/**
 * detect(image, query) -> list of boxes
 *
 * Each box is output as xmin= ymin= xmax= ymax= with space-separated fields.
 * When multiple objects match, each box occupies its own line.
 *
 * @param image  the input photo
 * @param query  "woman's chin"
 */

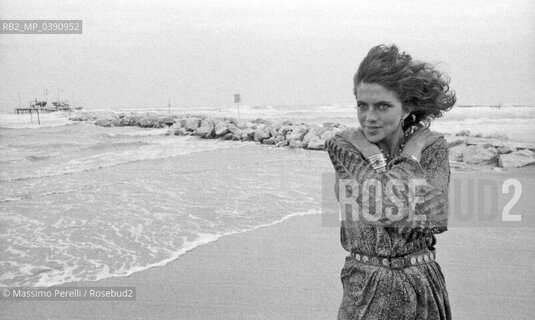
xmin=363 ymin=132 xmax=382 ymax=143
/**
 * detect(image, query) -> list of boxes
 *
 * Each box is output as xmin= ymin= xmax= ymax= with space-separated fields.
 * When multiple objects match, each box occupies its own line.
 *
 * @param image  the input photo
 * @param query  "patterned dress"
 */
xmin=326 ymin=129 xmax=452 ymax=320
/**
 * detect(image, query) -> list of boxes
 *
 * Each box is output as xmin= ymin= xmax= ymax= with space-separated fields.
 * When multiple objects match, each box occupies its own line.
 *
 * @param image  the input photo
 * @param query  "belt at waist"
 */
xmin=349 ymin=249 xmax=436 ymax=269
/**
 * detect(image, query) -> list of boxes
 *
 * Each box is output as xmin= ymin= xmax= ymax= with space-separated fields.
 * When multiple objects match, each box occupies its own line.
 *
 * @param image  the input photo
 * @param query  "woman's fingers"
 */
xmin=424 ymin=131 xmax=442 ymax=148
xmin=404 ymin=127 xmax=444 ymax=153
xmin=406 ymin=128 xmax=429 ymax=147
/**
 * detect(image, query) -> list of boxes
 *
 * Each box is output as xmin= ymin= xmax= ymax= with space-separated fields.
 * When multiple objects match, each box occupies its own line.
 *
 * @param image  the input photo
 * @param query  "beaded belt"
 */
xmin=349 ymin=249 xmax=436 ymax=269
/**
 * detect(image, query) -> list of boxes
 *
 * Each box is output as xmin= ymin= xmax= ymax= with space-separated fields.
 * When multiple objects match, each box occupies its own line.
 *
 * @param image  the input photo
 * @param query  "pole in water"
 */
xmin=233 ymin=94 xmax=241 ymax=120
xmin=37 ymin=108 xmax=40 ymax=125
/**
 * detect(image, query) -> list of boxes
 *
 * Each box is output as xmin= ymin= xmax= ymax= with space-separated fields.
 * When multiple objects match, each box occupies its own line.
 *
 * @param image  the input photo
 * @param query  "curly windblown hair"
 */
xmin=354 ymin=44 xmax=456 ymax=130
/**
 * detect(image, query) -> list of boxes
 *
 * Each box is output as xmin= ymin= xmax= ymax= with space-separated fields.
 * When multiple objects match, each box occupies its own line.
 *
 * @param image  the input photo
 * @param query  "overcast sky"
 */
xmin=1 ymin=0 xmax=534 ymax=110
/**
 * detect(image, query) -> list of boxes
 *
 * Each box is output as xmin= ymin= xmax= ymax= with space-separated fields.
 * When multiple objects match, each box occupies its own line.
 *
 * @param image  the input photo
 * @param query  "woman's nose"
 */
xmin=365 ymin=110 xmax=378 ymax=122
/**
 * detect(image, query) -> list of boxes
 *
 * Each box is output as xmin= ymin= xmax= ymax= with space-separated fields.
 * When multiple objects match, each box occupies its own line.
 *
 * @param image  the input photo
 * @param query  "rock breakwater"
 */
xmin=69 ymin=112 xmax=535 ymax=169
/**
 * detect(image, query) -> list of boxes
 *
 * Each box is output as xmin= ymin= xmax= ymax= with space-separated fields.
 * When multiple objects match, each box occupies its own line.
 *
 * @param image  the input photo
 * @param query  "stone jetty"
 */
xmin=69 ymin=112 xmax=535 ymax=169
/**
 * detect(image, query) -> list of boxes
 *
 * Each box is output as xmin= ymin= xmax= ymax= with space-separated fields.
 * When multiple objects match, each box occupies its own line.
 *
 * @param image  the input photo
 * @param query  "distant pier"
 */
xmin=14 ymin=108 xmax=55 ymax=114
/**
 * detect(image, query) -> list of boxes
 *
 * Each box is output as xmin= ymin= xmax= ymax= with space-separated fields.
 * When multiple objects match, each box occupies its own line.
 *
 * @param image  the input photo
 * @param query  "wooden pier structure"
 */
xmin=15 ymin=108 xmax=55 ymax=114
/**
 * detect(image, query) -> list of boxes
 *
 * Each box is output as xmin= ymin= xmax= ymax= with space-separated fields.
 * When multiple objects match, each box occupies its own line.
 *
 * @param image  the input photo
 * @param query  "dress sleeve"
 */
xmin=326 ymin=132 xmax=450 ymax=237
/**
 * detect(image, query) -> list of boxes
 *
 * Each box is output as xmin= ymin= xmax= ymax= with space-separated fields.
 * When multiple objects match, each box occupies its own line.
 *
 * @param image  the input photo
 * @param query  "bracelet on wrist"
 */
xmin=367 ymin=153 xmax=388 ymax=172
xmin=375 ymin=166 xmax=387 ymax=173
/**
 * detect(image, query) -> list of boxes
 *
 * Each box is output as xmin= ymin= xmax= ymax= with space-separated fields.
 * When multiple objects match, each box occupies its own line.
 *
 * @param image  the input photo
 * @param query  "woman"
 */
xmin=326 ymin=44 xmax=456 ymax=319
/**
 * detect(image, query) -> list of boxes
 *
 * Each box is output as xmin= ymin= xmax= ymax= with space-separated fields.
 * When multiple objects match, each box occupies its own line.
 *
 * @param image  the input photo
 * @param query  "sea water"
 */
xmin=0 ymin=105 xmax=534 ymax=287
xmin=0 ymin=113 xmax=329 ymax=287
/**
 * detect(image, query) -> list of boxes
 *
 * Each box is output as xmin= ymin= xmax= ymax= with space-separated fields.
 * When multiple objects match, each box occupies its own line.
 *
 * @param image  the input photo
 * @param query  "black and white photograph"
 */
xmin=1 ymin=1 xmax=534 ymax=319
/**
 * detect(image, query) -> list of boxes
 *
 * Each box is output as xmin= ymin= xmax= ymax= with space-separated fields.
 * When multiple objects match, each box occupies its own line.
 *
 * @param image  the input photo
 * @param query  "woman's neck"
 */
xmin=378 ymin=129 xmax=405 ymax=156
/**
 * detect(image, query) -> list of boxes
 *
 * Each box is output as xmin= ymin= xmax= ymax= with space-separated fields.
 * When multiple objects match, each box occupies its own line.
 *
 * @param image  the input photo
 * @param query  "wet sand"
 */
xmin=3 ymin=216 xmax=535 ymax=319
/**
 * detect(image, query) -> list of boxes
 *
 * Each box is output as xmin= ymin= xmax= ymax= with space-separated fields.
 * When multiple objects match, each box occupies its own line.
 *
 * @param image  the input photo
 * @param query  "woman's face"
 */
xmin=355 ymin=82 xmax=408 ymax=143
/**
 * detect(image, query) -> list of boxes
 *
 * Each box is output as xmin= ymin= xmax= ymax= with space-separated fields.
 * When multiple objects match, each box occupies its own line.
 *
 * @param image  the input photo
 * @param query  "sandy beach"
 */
xmin=3 ymin=184 xmax=534 ymax=319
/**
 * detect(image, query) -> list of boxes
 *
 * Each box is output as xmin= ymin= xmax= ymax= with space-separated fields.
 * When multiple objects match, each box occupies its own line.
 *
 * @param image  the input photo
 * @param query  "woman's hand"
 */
xmin=340 ymin=128 xmax=381 ymax=158
xmin=402 ymin=127 xmax=442 ymax=160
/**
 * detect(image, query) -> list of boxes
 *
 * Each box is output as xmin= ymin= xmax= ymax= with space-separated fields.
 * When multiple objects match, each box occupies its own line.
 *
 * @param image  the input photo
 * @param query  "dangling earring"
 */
xmin=402 ymin=113 xmax=416 ymax=127
xmin=402 ymin=114 xmax=413 ymax=136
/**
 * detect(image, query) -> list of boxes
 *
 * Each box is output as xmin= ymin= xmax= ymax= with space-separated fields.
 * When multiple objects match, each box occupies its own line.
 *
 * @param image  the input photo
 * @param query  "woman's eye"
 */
xmin=356 ymin=103 xmax=367 ymax=110
xmin=379 ymin=104 xmax=390 ymax=110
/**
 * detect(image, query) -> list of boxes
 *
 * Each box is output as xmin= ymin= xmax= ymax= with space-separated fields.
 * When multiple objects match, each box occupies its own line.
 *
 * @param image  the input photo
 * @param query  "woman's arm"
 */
xmin=326 ymin=132 xmax=450 ymax=235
